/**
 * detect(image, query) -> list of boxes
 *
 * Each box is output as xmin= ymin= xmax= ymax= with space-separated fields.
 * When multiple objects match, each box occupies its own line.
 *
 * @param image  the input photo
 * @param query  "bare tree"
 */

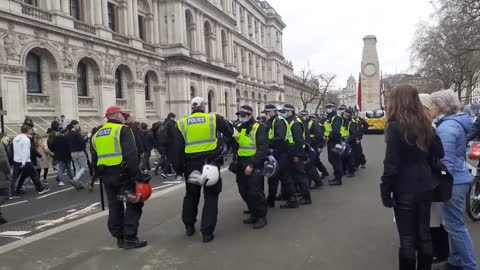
xmin=297 ymin=67 xmax=316 ymax=110
xmin=314 ymin=73 xmax=337 ymax=114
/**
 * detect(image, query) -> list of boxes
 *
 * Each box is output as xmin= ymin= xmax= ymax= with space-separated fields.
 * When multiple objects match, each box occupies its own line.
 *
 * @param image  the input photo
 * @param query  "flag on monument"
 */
xmin=357 ymin=72 xmax=362 ymax=111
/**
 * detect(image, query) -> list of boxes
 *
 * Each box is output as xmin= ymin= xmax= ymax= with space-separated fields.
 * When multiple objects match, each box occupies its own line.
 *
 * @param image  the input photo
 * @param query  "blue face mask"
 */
xmin=326 ymin=108 xmax=333 ymax=114
xmin=239 ymin=117 xmax=249 ymax=123
xmin=279 ymin=113 xmax=287 ymax=119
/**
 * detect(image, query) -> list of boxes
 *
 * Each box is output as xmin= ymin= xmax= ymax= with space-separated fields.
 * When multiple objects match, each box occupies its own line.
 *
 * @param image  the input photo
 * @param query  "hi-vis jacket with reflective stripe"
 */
xmin=288 ymin=117 xmax=306 ymax=145
xmin=235 ymin=123 xmax=260 ymax=157
xmin=177 ymin=113 xmax=218 ymax=154
xmin=269 ymin=117 xmax=293 ymax=144
xmin=92 ymin=122 xmax=123 ymax=166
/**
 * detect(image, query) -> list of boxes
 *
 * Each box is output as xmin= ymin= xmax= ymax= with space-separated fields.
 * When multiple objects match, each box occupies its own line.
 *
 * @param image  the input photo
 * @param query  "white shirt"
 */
xmin=13 ymin=134 xmax=31 ymax=164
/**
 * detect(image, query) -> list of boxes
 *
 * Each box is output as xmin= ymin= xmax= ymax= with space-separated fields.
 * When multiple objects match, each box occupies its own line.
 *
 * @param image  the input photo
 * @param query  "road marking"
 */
xmin=0 ymin=231 xmax=30 ymax=236
xmin=163 ymin=181 xmax=183 ymax=184
xmin=2 ymin=200 xmax=28 ymax=208
xmin=0 ymin=183 xmax=185 ymax=255
xmin=36 ymin=187 xmax=75 ymax=199
xmin=35 ymin=203 xmax=100 ymax=230
xmin=152 ymin=184 xmax=173 ymax=190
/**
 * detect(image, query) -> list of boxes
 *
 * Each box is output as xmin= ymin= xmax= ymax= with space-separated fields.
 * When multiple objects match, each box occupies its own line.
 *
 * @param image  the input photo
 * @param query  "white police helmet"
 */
xmin=262 ymin=155 xmax=279 ymax=177
xmin=187 ymin=165 xmax=220 ymax=186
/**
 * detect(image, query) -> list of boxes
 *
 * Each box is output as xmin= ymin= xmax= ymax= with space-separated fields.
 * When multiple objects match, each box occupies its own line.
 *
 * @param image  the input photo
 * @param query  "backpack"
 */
xmin=155 ymin=124 xmax=169 ymax=147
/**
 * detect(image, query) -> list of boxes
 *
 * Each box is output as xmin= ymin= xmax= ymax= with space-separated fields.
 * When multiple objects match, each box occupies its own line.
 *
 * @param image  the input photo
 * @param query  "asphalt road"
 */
xmin=0 ymin=135 xmax=480 ymax=270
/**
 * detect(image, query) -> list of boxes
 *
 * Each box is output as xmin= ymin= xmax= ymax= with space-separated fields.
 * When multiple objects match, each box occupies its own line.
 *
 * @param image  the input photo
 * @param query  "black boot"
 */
xmin=202 ymin=233 xmax=215 ymax=243
xmin=298 ymin=198 xmax=312 ymax=205
xmin=243 ymin=210 xmax=251 ymax=214
xmin=243 ymin=216 xmax=257 ymax=224
xmin=253 ymin=217 xmax=267 ymax=229
xmin=280 ymin=198 xmax=299 ymax=209
xmin=328 ymin=179 xmax=342 ymax=186
xmin=123 ymin=238 xmax=148 ymax=250
xmin=116 ymin=238 xmax=124 ymax=248
xmin=267 ymin=200 xmax=275 ymax=208
xmin=185 ymin=225 xmax=196 ymax=237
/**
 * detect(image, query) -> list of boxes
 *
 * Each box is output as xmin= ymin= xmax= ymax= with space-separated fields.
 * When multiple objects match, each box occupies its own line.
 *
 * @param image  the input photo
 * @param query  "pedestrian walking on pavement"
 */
xmin=10 ymin=125 xmax=50 ymax=197
xmin=68 ymin=120 xmax=89 ymax=185
xmin=50 ymin=130 xmax=75 ymax=188
xmin=91 ymin=106 xmax=147 ymax=250
xmin=430 ymin=89 xmax=478 ymax=270
xmin=233 ymin=105 xmax=269 ymax=229
xmin=0 ymin=134 xmax=11 ymax=224
xmin=381 ymin=84 xmax=443 ymax=270
xmin=34 ymin=136 xmax=52 ymax=185
xmin=170 ymin=97 xmax=233 ymax=243
xmin=140 ymin=123 xmax=154 ymax=172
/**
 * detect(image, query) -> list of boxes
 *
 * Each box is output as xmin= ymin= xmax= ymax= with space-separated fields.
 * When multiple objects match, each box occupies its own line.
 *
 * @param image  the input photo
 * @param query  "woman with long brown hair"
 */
xmin=381 ymin=84 xmax=444 ymax=270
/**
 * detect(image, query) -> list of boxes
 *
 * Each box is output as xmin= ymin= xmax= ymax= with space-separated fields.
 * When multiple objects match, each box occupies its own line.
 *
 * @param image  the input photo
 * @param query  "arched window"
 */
xmin=77 ymin=62 xmax=87 ymax=96
xmin=190 ymin=86 xmax=196 ymax=99
xmin=221 ymin=30 xmax=228 ymax=63
xmin=204 ymin=21 xmax=212 ymax=59
xmin=185 ymin=10 xmax=194 ymax=50
xmin=26 ymin=52 xmax=42 ymax=93
xmin=144 ymin=74 xmax=150 ymax=101
xmin=208 ymin=90 xmax=215 ymax=113
xmin=70 ymin=0 xmax=82 ymax=20
xmin=247 ymin=14 xmax=252 ymax=38
xmin=115 ymin=69 xmax=123 ymax=99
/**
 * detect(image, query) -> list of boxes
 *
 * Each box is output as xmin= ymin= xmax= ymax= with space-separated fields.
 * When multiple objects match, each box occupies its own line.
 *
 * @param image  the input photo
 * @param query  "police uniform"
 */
xmin=91 ymin=106 xmax=145 ymax=249
xmin=169 ymin=97 xmax=233 ymax=242
xmin=264 ymin=104 xmax=295 ymax=207
xmin=353 ymin=116 xmax=367 ymax=168
xmin=234 ymin=105 xmax=269 ymax=228
xmin=299 ymin=111 xmax=325 ymax=189
xmin=324 ymin=102 xmax=344 ymax=186
xmin=341 ymin=110 xmax=357 ymax=177
xmin=283 ymin=104 xmax=311 ymax=205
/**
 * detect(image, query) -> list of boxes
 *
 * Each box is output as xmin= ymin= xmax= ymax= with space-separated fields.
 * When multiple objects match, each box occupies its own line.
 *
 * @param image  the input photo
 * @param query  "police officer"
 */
xmin=353 ymin=114 xmax=367 ymax=169
xmin=341 ymin=109 xmax=357 ymax=177
xmin=169 ymin=97 xmax=233 ymax=243
xmin=310 ymin=114 xmax=329 ymax=179
xmin=324 ymin=102 xmax=344 ymax=186
xmin=91 ymin=106 xmax=146 ymax=250
xmin=263 ymin=104 xmax=296 ymax=208
xmin=234 ymin=105 xmax=269 ymax=229
xmin=299 ymin=110 xmax=324 ymax=189
xmin=281 ymin=104 xmax=312 ymax=205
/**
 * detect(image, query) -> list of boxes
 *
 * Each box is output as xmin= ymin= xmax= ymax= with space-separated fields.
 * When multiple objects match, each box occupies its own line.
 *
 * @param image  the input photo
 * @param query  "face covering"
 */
xmin=337 ymin=110 xmax=345 ymax=115
xmin=279 ymin=113 xmax=287 ymax=119
xmin=239 ymin=117 xmax=249 ymax=123
xmin=326 ymin=108 xmax=333 ymax=114
xmin=266 ymin=115 xmax=271 ymax=120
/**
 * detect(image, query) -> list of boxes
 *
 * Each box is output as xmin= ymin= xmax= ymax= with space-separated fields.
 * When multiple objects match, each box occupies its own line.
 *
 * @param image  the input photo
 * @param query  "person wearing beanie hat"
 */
xmin=263 ymin=104 xmax=296 ymax=208
xmin=234 ymin=104 xmax=269 ymax=229
xmin=169 ymin=96 xmax=233 ymax=243
xmin=283 ymin=104 xmax=312 ymax=206
xmin=91 ymin=106 xmax=147 ymax=250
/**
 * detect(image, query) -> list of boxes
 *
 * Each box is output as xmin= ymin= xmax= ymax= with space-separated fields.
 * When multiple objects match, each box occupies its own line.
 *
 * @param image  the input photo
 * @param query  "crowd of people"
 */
xmin=382 ymin=85 xmax=478 ymax=270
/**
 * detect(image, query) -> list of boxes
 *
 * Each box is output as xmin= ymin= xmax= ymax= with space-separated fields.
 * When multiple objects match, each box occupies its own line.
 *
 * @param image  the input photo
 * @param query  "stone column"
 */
xmin=197 ymin=13 xmax=205 ymax=54
xmin=102 ymin=0 xmax=109 ymax=28
xmin=132 ymin=0 xmax=139 ymax=38
xmin=94 ymin=0 xmax=103 ymax=26
xmin=51 ymin=0 xmax=61 ymax=11
xmin=118 ymin=1 xmax=128 ymax=35
xmin=145 ymin=14 xmax=154 ymax=43
xmin=127 ymin=0 xmax=134 ymax=36
xmin=61 ymin=0 xmax=69 ymax=14
xmin=152 ymin=0 xmax=160 ymax=44
xmin=0 ymin=66 xmax=27 ymax=123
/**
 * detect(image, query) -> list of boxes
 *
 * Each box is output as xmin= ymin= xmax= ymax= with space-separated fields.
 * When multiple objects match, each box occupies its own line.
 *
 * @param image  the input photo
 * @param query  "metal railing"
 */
xmin=142 ymin=42 xmax=155 ymax=52
xmin=112 ymin=33 xmax=129 ymax=44
xmin=20 ymin=2 xmax=52 ymax=22
xmin=74 ymin=20 xmax=96 ymax=34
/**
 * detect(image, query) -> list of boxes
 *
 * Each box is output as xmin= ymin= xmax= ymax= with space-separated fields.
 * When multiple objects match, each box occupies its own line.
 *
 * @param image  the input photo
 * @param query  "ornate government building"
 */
xmin=0 ymin=0 xmax=304 ymax=134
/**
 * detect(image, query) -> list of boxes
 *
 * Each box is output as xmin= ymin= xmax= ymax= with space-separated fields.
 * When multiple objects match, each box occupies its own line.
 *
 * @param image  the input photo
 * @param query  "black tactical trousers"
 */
xmin=327 ymin=147 xmax=343 ymax=181
xmin=104 ymin=181 xmax=143 ymax=240
xmin=290 ymin=159 xmax=311 ymax=201
xmin=236 ymin=167 xmax=267 ymax=219
xmin=182 ymin=158 xmax=222 ymax=235
xmin=305 ymin=159 xmax=322 ymax=187
xmin=267 ymin=153 xmax=293 ymax=202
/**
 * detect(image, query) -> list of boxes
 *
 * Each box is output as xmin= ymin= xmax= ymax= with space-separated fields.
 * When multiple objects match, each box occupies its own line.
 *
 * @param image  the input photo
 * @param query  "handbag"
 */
xmin=431 ymin=139 xmax=453 ymax=202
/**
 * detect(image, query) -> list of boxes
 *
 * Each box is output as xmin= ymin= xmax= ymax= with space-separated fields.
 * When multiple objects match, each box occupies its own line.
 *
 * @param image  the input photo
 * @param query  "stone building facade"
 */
xmin=339 ymin=75 xmax=357 ymax=109
xmin=0 ymin=0 xmax=304 ymax=134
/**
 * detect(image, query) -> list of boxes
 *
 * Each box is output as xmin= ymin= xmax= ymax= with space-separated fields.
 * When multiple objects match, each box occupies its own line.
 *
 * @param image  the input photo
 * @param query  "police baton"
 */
xmin=99 ymin=176 xmax=105 ymax=211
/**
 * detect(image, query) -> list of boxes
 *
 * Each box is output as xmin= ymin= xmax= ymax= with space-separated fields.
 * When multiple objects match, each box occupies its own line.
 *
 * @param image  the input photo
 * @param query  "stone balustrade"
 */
xmin=112 ymin=33 xmax=129 ymax=44
xmin=74 ymin=20 xmax=96 ymax=34
xmin=20 ymin=1 xmax=52 ymax=22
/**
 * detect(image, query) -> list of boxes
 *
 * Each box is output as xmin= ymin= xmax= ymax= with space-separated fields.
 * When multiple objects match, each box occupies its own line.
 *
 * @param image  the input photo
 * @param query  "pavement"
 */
xmin=0 ymin=135 xmax=480 ymax=269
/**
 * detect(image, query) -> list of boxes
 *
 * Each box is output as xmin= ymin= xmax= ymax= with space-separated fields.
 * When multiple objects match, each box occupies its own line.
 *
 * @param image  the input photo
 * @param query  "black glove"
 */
xmin=381 ymin=190 xmax=396 ymax=208
xmin=228 ymin=160 xmax=239 ymax=174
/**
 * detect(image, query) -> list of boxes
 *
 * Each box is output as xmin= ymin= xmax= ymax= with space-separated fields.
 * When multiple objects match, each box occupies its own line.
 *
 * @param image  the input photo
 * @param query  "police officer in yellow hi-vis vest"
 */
xmin=341 ymin=108 xmax=358 ymax=177
xmin=324 ymin=102 xmax=344 ymax=186
xmin=280 ymin=104 xmax=312 ymax=205
xmin=91 ymin=106 xmax=147 ymax=250
xmin=263 ymin=104 xmax=296 ymax=208
xmin=233 ymin=105 xmax=269 ymax=229
xmin=169 ymin=97 xmax=233 ymax=243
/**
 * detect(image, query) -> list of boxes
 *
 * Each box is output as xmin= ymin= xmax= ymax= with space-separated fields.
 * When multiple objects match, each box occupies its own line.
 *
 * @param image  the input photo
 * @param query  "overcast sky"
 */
xmin=267 ymin=0 xmax=434 ymax=88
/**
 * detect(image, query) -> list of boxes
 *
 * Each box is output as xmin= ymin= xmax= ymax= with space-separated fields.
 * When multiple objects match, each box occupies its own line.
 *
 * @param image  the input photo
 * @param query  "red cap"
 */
xmin=104 ymin=106 xmax=124 ymax=118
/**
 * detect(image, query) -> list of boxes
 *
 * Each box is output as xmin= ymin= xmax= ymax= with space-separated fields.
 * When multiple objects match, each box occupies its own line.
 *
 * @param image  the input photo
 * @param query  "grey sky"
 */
xmin=267 ymin=0 xmax=434 ymax=88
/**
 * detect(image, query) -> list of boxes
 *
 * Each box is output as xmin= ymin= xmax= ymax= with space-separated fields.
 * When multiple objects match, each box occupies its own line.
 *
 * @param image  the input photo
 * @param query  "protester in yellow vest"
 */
xmin=233 ymin=105 xmax=269 ymax=229
xmin=169 ymin=97 xmax=233 ymax=243
xmin=280 ymin=104 xmax=312 ymax=205
xmin=91 ymin=106 xmax=146 ymax=250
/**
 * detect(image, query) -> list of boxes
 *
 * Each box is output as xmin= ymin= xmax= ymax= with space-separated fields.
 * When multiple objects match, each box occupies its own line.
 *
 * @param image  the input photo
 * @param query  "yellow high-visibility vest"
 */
xmin=288 ymin=117 xmax=306 ymax=148
xmin=324 ymin=115 xmax=344 ymax=137
xmin=178 ymin=113 xmax=218 ymax=154
xmin=92 ymin=122 xmax=124 ymax=166
xmin=268 ymin=117 xmax=293 ymax=144
xmin=307 ymin=120 xmax=315 ymax=138
xmin=235 ymin=123 xmax=259 ymax=157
